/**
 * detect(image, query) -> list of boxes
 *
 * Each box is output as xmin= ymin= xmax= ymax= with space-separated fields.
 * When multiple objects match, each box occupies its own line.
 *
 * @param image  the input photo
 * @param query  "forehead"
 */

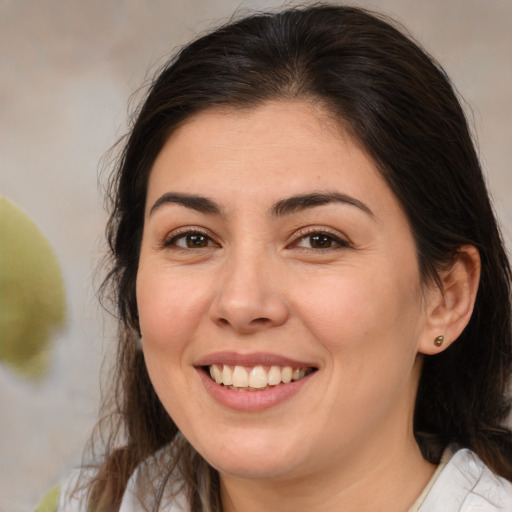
xmin=147 ymin=101 xmax=394 ymax=216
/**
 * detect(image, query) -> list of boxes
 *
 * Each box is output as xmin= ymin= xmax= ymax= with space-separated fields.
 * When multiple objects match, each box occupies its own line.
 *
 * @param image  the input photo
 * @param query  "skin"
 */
xmin=136 ymin=101 xmax=479 ymax=512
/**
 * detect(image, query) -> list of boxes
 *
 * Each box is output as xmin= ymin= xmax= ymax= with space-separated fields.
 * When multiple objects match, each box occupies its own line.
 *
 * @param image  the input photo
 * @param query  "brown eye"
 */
xmin=309 ymin=234 xmax=334 ymax=249
xmin=294 ymin=231 xmax=348 ymax=250
xmin=184 ymin=234 xmax=209 ymax=248
xmin=167 ymin=231 xmax=216 ymax=249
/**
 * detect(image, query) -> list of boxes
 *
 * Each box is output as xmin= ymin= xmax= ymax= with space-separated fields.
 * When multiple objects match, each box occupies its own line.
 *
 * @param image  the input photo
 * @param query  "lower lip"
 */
xmin=197 ymin=368 xmax=315 ymax=411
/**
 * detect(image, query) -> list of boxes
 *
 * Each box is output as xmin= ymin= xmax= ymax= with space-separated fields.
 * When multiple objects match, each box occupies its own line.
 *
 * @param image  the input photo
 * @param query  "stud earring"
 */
xmin=434 ymin=335 xmax=444 ymax=347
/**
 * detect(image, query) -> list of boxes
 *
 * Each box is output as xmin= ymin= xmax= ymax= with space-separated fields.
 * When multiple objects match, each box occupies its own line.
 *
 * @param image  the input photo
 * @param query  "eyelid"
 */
xmin=286 ymin=226 xmax=352 ymax=250
xmin=161 ymin=226 xmax=220 ymax=248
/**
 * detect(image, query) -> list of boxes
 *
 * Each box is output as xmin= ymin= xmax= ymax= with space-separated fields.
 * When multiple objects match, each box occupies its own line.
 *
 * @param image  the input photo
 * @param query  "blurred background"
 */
xmin=1 ymin=0 xmax=511 ymax=510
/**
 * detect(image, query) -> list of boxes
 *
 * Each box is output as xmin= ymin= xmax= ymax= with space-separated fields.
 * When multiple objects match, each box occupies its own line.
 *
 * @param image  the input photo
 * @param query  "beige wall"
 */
xmin=1 ymin=1 xmax=511 ymax=509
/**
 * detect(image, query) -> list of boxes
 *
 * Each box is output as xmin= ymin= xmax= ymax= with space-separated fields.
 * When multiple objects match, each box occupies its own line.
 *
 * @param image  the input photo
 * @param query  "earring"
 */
xmin=434 ymin=335 xmax=444 ymax=347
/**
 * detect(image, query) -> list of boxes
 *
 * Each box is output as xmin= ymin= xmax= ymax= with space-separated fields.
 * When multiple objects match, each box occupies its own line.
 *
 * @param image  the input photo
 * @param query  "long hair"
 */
xmin=85 ymin=4 xmax=512 ymax=510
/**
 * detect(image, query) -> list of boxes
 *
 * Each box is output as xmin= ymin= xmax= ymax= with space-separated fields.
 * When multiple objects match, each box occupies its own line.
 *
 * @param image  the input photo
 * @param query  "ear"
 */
xmin=418 ymin=245 xmax=481 ymax=355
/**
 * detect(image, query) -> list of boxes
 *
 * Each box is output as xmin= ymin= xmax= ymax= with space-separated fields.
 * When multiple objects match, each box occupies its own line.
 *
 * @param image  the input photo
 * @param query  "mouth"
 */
xmin=205 ymin=364 xmax=316 ymax=391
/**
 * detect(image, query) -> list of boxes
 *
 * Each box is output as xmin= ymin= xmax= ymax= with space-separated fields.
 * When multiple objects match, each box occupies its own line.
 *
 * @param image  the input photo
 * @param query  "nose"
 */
xmin=209 ymin=252 xmax=289 ymax=334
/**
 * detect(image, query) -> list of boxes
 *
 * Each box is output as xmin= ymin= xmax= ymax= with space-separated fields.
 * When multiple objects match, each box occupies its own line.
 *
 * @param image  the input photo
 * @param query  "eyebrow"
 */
xmin=269 ymin=192 xmax=373 ymax=217
xmin=150 ymin=193 xmax=222 ymax=216
xmin=149 ymin=191 xmax=373 ymax=218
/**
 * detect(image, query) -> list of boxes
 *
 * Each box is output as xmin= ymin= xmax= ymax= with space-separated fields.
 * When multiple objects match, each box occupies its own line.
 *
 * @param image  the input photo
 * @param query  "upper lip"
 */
xmin=195 ymin=351 xmax=317 ymax=369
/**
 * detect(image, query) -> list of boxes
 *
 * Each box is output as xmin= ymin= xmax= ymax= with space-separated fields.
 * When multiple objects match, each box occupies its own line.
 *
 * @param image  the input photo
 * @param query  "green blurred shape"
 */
xmin=0 ymin=196 xmax=66 ymax=378
xmin=34 ymin=483 xmax=61 ymax=512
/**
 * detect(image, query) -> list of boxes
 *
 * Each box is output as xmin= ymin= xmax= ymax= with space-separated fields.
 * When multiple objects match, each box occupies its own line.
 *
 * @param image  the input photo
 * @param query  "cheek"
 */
xmin=298 ymin=269 xmax=424 ymax=427
xmin=136 ymin=269 xmax=206 ymax=420
xmin=294 ymin=264 xmax=424 ymax=367
xmin=136 ymin=267 xmax=208 ymax=351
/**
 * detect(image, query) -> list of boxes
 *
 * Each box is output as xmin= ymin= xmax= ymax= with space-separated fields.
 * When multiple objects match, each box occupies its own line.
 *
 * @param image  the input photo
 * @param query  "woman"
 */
xmin=47 ymin=4 xmax=512 ymax=511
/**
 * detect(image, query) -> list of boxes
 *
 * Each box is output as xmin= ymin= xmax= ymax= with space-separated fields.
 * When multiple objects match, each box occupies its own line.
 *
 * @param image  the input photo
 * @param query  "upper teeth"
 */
xmin=209 ymin=364 xmax=309 ymax=389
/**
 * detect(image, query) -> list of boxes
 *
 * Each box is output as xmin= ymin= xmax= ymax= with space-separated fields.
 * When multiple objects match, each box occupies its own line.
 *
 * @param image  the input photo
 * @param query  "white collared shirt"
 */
xmin=57 ymin=446 xmax=512 ymax=511
xmin=409 ymin=447 xmax=512 ymax=511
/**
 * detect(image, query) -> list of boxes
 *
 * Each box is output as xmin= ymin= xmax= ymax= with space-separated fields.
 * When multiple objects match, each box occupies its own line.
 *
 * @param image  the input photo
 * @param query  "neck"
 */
xmin=219 ymin=430 xmax=435 ymax=512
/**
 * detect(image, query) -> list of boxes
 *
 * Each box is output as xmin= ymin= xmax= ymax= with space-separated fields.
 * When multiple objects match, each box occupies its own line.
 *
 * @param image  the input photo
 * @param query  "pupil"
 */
xmin=187 ymin=234 xmax=207 ymax=248
xmin=311 ymin=234 xmax=331 ymax=248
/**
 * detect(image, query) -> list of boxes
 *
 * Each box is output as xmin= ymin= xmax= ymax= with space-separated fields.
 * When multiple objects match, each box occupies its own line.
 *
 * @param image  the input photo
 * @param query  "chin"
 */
xmin=208 ymin=455 xmax=302 ymax=481
xmin=192 ymin=433 xmax=310 ymax=481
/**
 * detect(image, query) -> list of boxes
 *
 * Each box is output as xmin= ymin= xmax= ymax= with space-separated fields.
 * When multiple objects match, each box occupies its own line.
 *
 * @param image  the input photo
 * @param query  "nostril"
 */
xmin=216 ymin=317 xmax=270 ymax=328
xmin=252 ymin=318 xmax=270 ymax=325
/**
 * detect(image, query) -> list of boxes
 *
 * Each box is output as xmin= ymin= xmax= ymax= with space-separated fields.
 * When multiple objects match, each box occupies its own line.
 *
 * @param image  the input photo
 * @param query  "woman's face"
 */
xmin=137 ymin=101 xmax=434 ymax=481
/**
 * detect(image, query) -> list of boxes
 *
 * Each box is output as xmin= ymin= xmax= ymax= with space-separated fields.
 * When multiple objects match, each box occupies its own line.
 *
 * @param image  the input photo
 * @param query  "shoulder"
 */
xmin=420 ymin=447 xmax=512 ymax=511
xmin=47 ymin=454 xmax=190 ymax=511
xmin=46 ymin=469 xmax=91 ymax=512
xmin=33 ymin=471 xmax=86 ymax=512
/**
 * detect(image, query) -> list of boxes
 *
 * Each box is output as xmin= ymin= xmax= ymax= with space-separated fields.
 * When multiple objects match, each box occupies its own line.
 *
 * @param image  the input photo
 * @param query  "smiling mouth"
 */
xmin=206 ymin=364 xmax=316 ymax=391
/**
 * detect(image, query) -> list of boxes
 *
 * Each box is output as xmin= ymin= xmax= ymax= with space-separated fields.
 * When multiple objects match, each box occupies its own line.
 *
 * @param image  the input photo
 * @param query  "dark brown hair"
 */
xmin=86 ymin=4 xmax=512 ymax=510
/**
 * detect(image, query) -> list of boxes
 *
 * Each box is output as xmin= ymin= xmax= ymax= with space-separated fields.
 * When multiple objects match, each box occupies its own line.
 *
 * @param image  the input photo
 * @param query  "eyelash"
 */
xmin=162 ymin=228 xmax=218 ymax=249
xmin=288 ymin=228 xmax=351 ymax=251
xmin=161 ymin=227 xmax=351 ymax=252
